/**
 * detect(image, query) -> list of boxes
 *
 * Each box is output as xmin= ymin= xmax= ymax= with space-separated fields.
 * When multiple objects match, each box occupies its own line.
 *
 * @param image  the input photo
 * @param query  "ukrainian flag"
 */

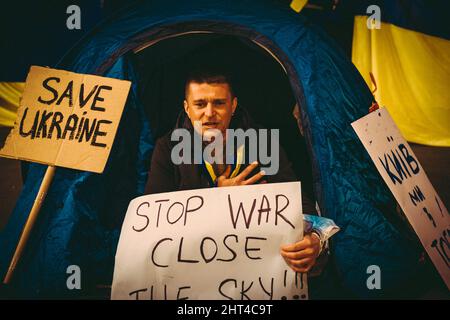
xmin=352 ymin=1 xmax=450 ymax=146
xmin=0 ymin=82 xmax=24 ymax=127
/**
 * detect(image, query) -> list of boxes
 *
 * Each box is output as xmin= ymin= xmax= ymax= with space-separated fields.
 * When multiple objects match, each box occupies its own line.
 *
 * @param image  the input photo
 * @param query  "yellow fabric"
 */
xmin=204 ymin=161 xmax=218 ymax=182
xmin=290 ymin=0 xmax=308 ymax=13
xmin=352 ymin=15 xmax=450 ymax=146
xmin=0 ymin=82 xmax=24 ymax=127
xmin=231 ymin=144 xmax=244 ymax=179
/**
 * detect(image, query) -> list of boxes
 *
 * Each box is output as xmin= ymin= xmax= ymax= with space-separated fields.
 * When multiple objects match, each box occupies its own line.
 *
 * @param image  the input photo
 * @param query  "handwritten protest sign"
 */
xmin=111 ymin=182 xmax=307 ymax=300
xmin=352 ymin=108 xmax=450 ymax=289
xmin=0 ymin=66 xmax=131 ymax=173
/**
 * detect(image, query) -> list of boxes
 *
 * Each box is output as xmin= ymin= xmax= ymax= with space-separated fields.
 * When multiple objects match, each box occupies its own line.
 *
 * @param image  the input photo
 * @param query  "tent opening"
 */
xmin=133 ymin=33 xmax=316 ymax=200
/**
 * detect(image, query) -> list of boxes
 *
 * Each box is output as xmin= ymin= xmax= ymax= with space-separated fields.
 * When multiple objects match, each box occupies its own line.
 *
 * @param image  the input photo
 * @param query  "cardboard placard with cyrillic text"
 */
xmin=0 ymin=66 xmax=131 ymax=173
xmin=111 ymin=182 xmax=307 ymax=300
xmin=352 ymin=108 xmax=449 ymax=289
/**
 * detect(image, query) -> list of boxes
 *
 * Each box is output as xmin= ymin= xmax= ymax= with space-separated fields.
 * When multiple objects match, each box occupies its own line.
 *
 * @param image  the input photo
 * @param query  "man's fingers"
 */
xmin=236 ymin=161 xmax=259 ymax=181
xmin=243 ymin=170 xmax=265 ymax=185
xmin=283 ymin=258 xmax=312 ymax=274
xmin=219 ymin=165 xmax=232 ymax=179
xmin=280 ymin=248 xmax=314 ymax=260
xmin=290 ymin=265 xmax=312 ymax=274
xmin=287 ymin=257 xmax=313 ymax=268
xmin=280 ymin=238 xmax=311 ymax=252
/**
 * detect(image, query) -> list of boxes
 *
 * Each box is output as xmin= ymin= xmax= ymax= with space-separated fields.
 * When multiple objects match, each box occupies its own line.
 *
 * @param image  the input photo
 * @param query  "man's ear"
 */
xmin=232 ymin=97 xmax=238 ymax=114
xmin=183 ymin=100 xmax=189 ymax=115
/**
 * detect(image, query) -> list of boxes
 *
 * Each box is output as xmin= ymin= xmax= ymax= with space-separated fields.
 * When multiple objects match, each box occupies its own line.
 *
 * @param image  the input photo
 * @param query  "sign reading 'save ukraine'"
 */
xmin=0 ymin=66 xmax=131 ymax=173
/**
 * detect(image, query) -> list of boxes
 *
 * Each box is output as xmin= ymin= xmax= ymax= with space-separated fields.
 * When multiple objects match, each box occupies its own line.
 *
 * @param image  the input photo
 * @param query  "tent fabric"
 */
xmin=352 ymin=15 xmax=450 ymax=147
xmin=0 ymin=0 xmax=423 ymax=298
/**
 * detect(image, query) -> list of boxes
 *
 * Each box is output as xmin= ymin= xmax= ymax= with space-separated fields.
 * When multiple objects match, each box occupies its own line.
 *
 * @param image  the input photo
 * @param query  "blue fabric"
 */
xmin=0 ymin=0 xmax=421 ymax=298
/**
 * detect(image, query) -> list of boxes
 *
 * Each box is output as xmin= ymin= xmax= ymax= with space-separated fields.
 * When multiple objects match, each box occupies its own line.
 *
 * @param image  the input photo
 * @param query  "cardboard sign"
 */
xmin=352 ymin=108 xmax=450 ymax=289
xmin=111 ymin=182 xmax=307 ymax=300
xmin=0 ymin=66 xmax=131 ymax=173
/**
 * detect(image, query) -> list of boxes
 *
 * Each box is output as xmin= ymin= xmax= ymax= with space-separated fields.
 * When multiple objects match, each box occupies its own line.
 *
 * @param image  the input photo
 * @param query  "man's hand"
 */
xmin=217 ymin=161 xmax=266 ymax=187
xmin=280 ymin=233 xmax=321 ymax=273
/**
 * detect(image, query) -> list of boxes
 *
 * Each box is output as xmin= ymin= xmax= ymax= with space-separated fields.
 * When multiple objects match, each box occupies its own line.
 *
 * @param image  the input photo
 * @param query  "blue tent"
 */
xmin=0 ymin=0 xmax=423 ymax=298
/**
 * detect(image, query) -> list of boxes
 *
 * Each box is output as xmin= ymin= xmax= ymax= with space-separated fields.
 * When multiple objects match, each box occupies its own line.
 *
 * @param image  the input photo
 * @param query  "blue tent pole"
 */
xmin=3 ymin=165 xmax=56 ymax=284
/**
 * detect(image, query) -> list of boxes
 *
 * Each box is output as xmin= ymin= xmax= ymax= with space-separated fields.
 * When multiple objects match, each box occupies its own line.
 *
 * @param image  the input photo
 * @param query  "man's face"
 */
xmin=184 ymin=82 xmax=237 ymax=140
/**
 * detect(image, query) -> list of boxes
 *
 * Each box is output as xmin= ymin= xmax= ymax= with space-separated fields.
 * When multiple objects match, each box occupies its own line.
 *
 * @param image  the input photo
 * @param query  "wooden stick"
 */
xmin=3 ymin=165 xmax=56 ymax=284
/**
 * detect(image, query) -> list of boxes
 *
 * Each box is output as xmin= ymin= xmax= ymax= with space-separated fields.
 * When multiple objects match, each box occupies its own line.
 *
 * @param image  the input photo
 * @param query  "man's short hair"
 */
xmin=184 ymin=67 xmax=235 ymax=98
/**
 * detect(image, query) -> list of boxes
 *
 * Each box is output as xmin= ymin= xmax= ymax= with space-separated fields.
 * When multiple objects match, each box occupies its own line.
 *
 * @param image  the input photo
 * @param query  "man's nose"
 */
xmin=205 ymin=103 xmax=215 ymax=117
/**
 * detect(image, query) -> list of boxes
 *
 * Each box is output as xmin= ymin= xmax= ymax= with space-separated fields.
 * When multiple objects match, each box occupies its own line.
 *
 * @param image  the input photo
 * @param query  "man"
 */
xmin=144 ymin=68 xmax=323 ymax=274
